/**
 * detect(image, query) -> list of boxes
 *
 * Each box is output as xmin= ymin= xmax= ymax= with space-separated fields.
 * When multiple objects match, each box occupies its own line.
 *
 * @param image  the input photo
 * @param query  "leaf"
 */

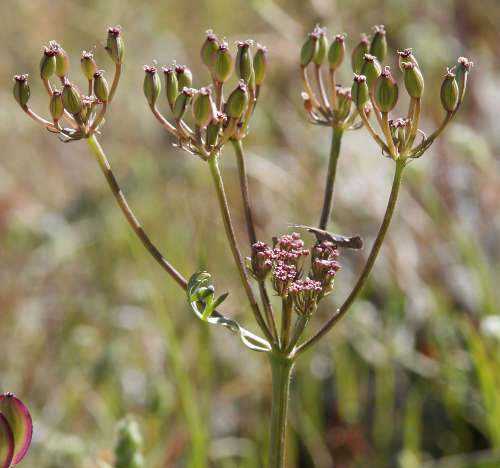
xmin=187 ymin=271 xmax=271 ymax=352
xmin=0 ymin=413 xmax=14 ymax=468
xmin=0 ymin=394 xmax=33 ymax=465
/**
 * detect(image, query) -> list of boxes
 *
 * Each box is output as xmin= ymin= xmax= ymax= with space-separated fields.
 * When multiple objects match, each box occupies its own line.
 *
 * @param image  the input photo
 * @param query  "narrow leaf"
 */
xmin=0 ymin=394 xmax=33 ymax=465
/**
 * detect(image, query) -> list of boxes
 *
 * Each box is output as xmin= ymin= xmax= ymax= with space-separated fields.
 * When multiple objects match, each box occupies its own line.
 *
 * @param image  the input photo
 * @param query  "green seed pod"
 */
xmin=253 ymin=45 xmax=267 ymax=86
xmin=360 ymin=54 xmax=381 ymax=89
xmin=51 ymin=41 xmax=69 ymax=78
xmin=440 ymin=70 xmax=459 ymax=112
xmin=402 ymin=62 xmax=424 ymax=99
xmin=93 ymin=71 xmax=109 ymax=102
xmin=351 ymin=74 xmax=369 ymax=110
xmin=373 ymin=68 xmax=398 ymax=112
xmin=235 ymin=41 xmax=254 ymax=84
xmin=162 ymin=67 xmax=178 ymax=109
xmin=40 ymin=46 xmax=57 ymax=80
xmin=212 ymin=43 xmax=233 ymax=83
xmin=201 ymin=31 xmax=219 ymax=68
xmin=351 ymin=34 xmax=369 ymax=73
xmin=81 ymin=52 xmax=97 ymax=80
xmin=226 ymin=82 xmax=249 ymax=119
xmin=173 ymin=87 xmax=194 ymax=120
xmin=13 ymin=75 xmax=30 ymax=107
xmin=143 ymin=66 xmax=161 ymax=106
xmin=398 ymin=48 xmax=419 ymax=72
xmin=206 ymin=112 xmax=226 ymax=146
xmin=105 ymin=27 xmax=124 ymax=65
xmin=114 ymin=415 xmax=144 ymax=468
xmin=455 ymin=57 xmax=473 ymax=102
xmin=369 ymin=25 xmax=387 ymax=62
xmin=49 ymin=90 xmax=64 ymax=120
xmin=62 ymin=82 xmax=83 ymax=115
xmin=313 ymin=28 xmax=328 ymax=66
xmin=175 ymin=65 xmax=193 ymax=91
xmin=328 ymin=34 xmax=345 ymax=70
xmin=192 ymin=87 xmax=214 ymax=127
xmin=300 ymin=32 xmax=319 ymax=67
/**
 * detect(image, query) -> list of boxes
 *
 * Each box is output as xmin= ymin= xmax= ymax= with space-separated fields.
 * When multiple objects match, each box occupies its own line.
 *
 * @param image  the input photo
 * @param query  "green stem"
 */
xmin=85 ymin=134 xmax=187 ymax=289
xmin=296 ymin=159 xmax=405 ymax=356
xmin=268 ymin=353 xmax=295 ymax=468
xmin=207 ymin=153 xmax=274 ymax=344
xmin=319 ymin=126 xmax=344 ymax=229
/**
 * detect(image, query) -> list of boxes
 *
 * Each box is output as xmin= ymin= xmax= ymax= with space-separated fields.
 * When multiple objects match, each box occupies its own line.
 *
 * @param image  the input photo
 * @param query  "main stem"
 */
xmin=85 ymin=134 xmax=187 ymax=289
xmin=296 ymin=159 xmax=405 ymax=355
xmin=268 ymin=353 xmax=295 ymax=468
xmin=207 ymin=153 xmax=274 ymax=344
xmin=319 ymin=126 xmax=344 ymax=229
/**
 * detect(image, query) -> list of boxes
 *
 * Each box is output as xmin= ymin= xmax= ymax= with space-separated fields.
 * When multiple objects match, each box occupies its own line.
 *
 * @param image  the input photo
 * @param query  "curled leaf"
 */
xmin=0 ymin=413 xmax=14 ymax=468
xmin=0 ymin=394 xmax=33 ymax=465
xmin=187 ymin=271 xmax=271 ymax=352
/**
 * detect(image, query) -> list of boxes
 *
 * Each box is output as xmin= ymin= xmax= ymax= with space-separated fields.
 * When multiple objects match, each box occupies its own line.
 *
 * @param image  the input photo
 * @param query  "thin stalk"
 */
xmin=296 ymin=159 xmax=405 ymax=356
xmin=149 ymin=104 xmax=179 ymax=137
xmin=85 ymin=134 xmax=187 ymax=289
xmin=381 ymin=111 xmax=398 ymax=159
xmin=301 ymin=67 xmax=320 ymax=108
xmin=314 ymin=65 xmax=330 ymax=111
xmin=268 ymin=353 xmax=295 ymax=468
xmin=318 ymin=126 xmax=344 ymax=229
xmin=280 ymin=296 xmax=293 ymax=351
xmin=207 ymin=153 xmax=274 ymax=344
xmin=232 ymin=139 xmax=279 ymax=343
xmin=108 ymin=63 xmax=122 ymax=103
xmin=286 ymin=315 xmax=310 ymax=353
xmin=329 ymin=68 xmax=338 ymax=111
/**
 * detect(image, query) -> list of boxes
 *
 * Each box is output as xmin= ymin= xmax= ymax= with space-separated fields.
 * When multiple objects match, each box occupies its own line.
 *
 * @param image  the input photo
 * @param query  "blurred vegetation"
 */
xmin=1 ymin=0 xmax=500 ymax=466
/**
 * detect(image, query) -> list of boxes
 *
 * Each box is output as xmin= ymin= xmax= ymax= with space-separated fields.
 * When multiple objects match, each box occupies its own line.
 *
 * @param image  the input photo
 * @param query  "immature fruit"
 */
xmin=300 ymin=32 xmax=319 ymax=67
xmin=253 ymin=45 xmax=267 ymax=86
xmin=212 ymin=44 xmax=233 ymax=83
xmin=398 ymin=48 xmax=419 ymax=71
xmin=40 ymin=46 xmax=57 ymax=80
xmin=369 ymin=25 xmax=387 ymax=62
xmin=62 ymin=82 xmax=83 ymax=115
xmin=81 ymin=52 xmax=97 ymax=80
xmin=361 ymin=54 xmax=381 ymax=89
xmin=53 ymin=42 xmax=69 ymax=78
xmin=351 ymin=34 xmax=369 ymax=73
xmin=313 ymin=28 xmax=328 ymax=66
xmin=93 ymin=71 xmax=109 ymax=102
xmin=226 ymin=82 xmax=249 ymax=119
xmin=373 ymin=68 xmax=398 ymax=112
xmin=192 ymin=88 xmax=214 ymax=127
xmin=50 ymin=90 xmax=64 ymax=120
xmin=235 ymin=41 xmax=254 ymax=84
xmin=162 ymin=67 xmax=178 ymax=109
xmin=173 ymin=88 xmax=194 ymax=120
xmin=143 ymin=66 xmax=161 ymax=106
xmin=13 ymin=75 xmax=30 ymax=107
xmin=440 ymin=70 xmax=459 ymax=112
xmin=402 ymin=62 xmax=424 ymax=99
xmin=351 ymin=74 xmax=369 ymax=110
xmin=175 ymin=65 xmax=192 ymax=91
xmin=455 ymin=57 xmax=473 ymax=102
xmin=201 ymin=31 xmax=219 ymax=67
xmin=328 ymin=34 xmax=345 ymax=70
xmin=106 ymin=26 xmax=124 ymax=65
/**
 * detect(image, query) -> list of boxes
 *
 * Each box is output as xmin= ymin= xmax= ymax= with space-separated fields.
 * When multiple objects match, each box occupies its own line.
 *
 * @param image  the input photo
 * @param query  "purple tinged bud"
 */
xmin=173 ymin=87 xmax=195 ymax=120
xmin=105 ymin=26 xmax=124 ymax=65
xmin=13 ymin=74 xmax=30 ymax=107
xmin=369 ymin=25 xmax=387 ymax=62
xmin=440 ymin=70 xmax=459 ymax=112
xmin=81 ymin=51 xmax=97 ymax=80
xmin=361 ymin=53 xmax=381 ymax=89
xmin=50 ymin=89 xmax=64 ymax=120
xmin=212 ymin=43 xmax=233 ymax=83
xmin=351 ymin=34 xmax=370 ymax=73
xmin=351 ymin=74 xmax=369 ymax=110
xmin=62 ymin=82 xmax=83 ymax=115
xmin=201 ymin=30 xmax=219 ymax=68
xmin=40 ymin=46 xmax=57 ymax=80
xmin=402 ymin=61 xmax=424 ymax=98
xmin=226 ymin=81 xmax=248 ymax=119
xmin=300 ymin=31 xmax=319 ymax=67
xmin=253 ymin=45 xmax=267 ymax=86
xmin=0 ymin=393 xmax=33 ymax=466
xmin=328 ymin=34 xmax=345 ymax=70
xmin=143 ymin=66 xmax=161 ymax=106
xmin=93 ymin=71 xmax=109 ymax=102
xmin=373 ymin=67 xmax=398 ymax=112
xmin=175 ymin=65 xmax=193 ymax=92
xmin=192 ymin=87 xmax=214 ymax=127
xmin=313 ymin=27 xmax=328 ymax=66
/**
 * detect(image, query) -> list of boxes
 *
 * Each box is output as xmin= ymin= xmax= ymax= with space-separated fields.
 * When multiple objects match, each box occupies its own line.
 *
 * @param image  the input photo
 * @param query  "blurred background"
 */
xmin=1 ymin=0 xmax=499 ymax=466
